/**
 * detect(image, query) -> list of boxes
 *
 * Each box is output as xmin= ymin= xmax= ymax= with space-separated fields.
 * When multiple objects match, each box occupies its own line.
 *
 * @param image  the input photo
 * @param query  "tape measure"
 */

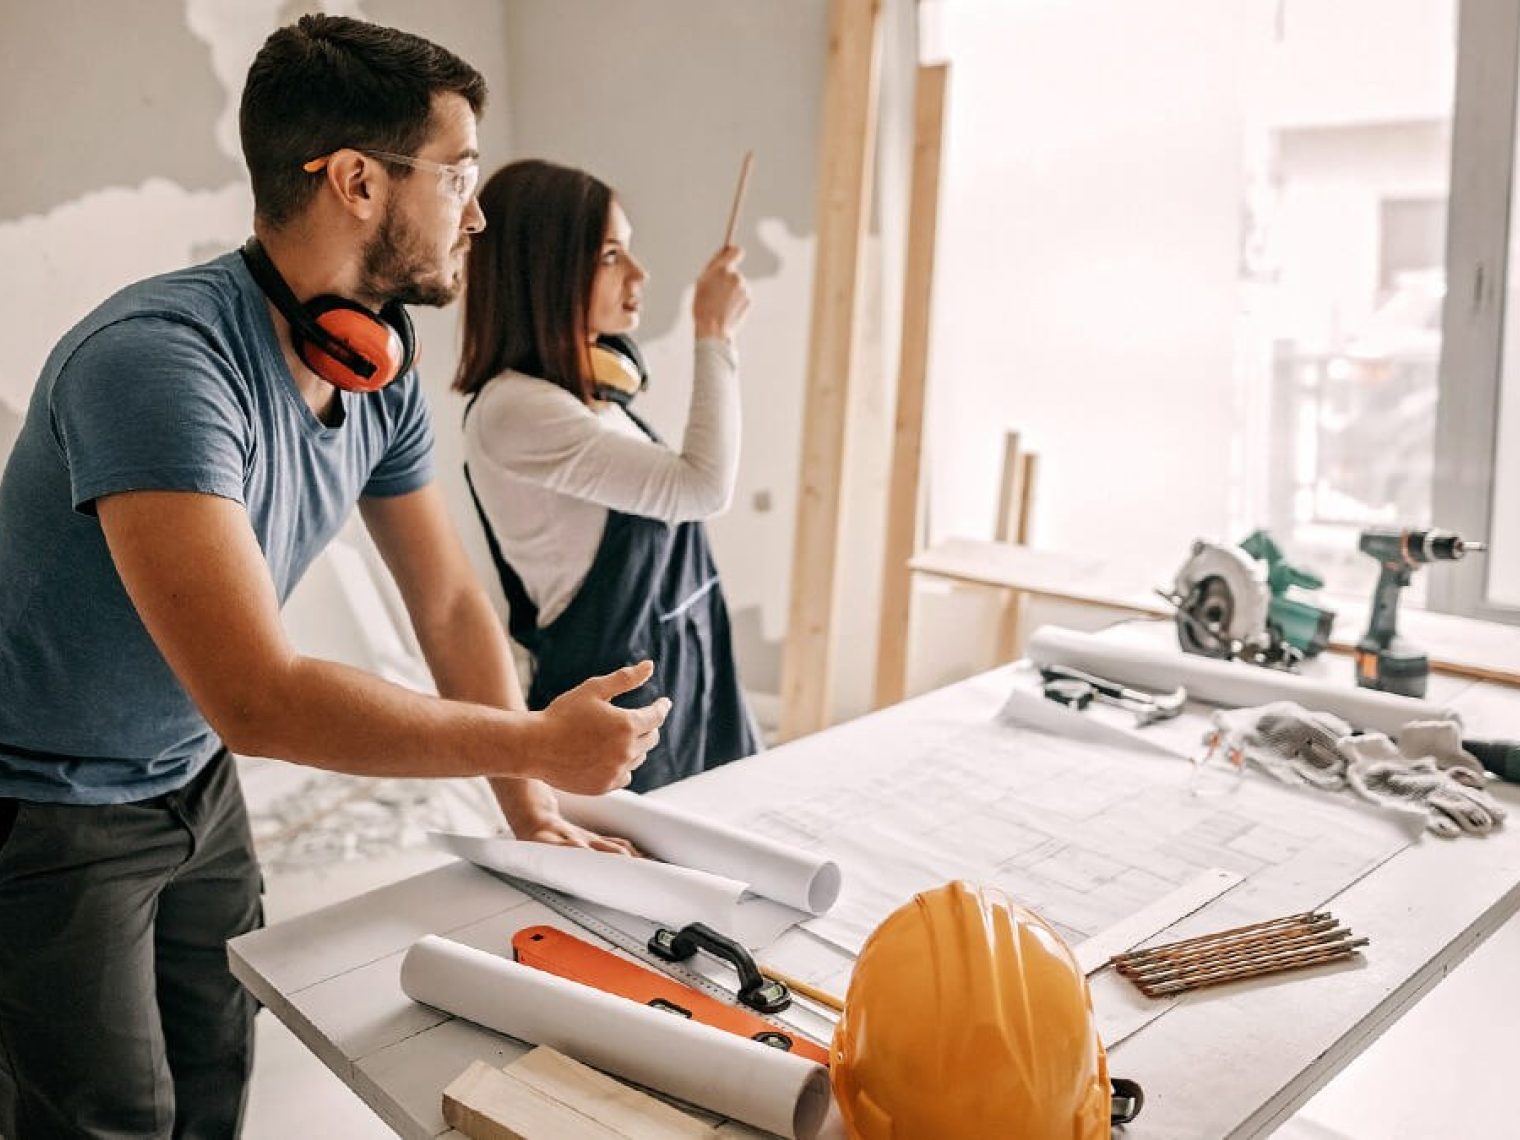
xmin=489 ymin=870 xmax=829 ymax=1049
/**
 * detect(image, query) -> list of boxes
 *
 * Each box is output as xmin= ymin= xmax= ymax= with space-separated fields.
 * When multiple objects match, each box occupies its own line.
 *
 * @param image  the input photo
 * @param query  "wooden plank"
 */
xmin=780 ymin=0 xmax=885 ymax=739
xmin=444 ymin=1060 xmax=609 ymax=1140
xmin=873 ymin=62 xmax=951 ymax=710
xmin=994 ymin=431 xmax=1023 ymax=543
xmin=1015 ymin=452 xmax=1038 ymax=545
xmin=994 ymin=589 xmax=1027 ymax=663
xmin=910 ymin=537 xmax=1173 ymax=617
xmin=507 ymin=1049 xmax=719 ymax=1140
xmin=442 ymin=1050 xmax=720 ymax=1140
xmin=994 ymin=441 xmax=1039 ymax=660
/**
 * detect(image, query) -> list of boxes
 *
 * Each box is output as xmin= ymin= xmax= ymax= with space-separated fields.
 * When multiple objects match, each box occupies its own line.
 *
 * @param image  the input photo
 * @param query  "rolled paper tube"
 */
xmin=1027 ymin=626 xmax=1457 ymax=736
xmin=557 ymin=790 xmax=843 ymax=915
xmin=401 ymin=935 xmax=831 ymax=1140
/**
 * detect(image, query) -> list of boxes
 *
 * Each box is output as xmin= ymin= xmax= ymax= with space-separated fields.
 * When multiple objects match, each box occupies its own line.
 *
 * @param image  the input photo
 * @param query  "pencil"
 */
xmin=760 ymin=965 xmax=844 ymax=1013
xmin=722 ymin=150 xmax=754 ymax=248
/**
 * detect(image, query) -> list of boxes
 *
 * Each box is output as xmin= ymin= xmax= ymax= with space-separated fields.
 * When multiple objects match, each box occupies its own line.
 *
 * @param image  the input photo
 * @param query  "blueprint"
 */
xmin=510 ymin=682 xmax=1417 ymax=1051
xmin=728 ymin=690 xmax=1414 ymax=957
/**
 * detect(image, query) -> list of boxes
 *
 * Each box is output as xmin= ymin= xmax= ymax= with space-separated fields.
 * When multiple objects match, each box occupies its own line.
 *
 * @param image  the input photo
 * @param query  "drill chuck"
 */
xmin=1359 ymin=527 xmax=1485 ymax=566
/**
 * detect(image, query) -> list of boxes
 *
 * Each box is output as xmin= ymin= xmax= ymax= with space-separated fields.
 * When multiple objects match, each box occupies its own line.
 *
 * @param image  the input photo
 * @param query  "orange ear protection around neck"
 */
xmin=239 ymin=238 xmax=416 ymax=393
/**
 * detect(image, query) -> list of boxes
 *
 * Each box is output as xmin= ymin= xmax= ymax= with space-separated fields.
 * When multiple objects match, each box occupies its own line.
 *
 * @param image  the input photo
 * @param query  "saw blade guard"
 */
xmin=1172 ymin=541 xmax=1270 ymax=657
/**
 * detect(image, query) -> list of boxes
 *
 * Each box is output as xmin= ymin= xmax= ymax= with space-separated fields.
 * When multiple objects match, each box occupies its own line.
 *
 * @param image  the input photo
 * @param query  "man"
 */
xmin=0 ymin=15 xmax=667 ymax=1138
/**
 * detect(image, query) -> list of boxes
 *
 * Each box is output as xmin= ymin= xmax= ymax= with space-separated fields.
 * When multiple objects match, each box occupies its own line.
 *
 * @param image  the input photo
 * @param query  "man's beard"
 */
xmin=359 ymin=206 xmax=462 ymax=308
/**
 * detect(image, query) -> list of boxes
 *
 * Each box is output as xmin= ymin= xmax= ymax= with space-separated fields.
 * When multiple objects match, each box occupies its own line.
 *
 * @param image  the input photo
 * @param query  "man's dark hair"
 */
xmin=240 ymin=14 xmax=486 ymax=227
xmin=454 ymin=160 xmax=612 ymax=403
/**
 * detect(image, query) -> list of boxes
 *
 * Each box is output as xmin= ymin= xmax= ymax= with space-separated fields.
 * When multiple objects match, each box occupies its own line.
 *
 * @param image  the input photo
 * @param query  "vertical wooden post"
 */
xmin=1016 ymin=452 xmax=1039 ymax=545
xmin=995 ymin=443 xmax=1040 ymax=661
xmin=872 ymin=63 xmax=951 ymax=710
xmin=994 ymin=431 xmax=1024 ymax=543
xmin=780 ymin=0 xmax=884 ymax=740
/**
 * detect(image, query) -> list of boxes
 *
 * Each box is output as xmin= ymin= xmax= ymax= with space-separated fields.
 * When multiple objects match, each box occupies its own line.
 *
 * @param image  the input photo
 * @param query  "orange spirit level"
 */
xmin=511 ymin=925 xmax=829 ymax=1065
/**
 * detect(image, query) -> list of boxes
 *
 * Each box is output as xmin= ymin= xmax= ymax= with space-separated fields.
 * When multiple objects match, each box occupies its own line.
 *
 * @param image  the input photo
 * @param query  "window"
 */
xmin=927 ymin=0 xmax=1459 ymax=606
xmin=1430 ymin=0 xmax=1520 ymax=620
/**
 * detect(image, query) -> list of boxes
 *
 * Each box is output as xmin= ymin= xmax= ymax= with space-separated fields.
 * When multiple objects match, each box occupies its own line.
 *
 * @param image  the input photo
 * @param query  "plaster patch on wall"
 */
xmin=186 ymin=0 xmax=291 ymax=161
xmin=0 ymin=0 xmax=238 ymax=220
xmin=0 ymin=181 xmax=253 ymax=415
xmin=1 ymin=0 xmax=277 ymax=419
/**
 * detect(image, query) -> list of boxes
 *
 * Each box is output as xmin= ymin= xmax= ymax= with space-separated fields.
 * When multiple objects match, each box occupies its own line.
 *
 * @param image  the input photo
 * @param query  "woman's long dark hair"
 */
xmin=454 ymin=159 xmax=612 ymax=402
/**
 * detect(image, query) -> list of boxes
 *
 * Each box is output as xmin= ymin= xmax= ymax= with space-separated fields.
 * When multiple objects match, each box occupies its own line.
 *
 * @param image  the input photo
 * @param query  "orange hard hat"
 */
xmin=830 ymin=880 xmax=1138 ymax=1139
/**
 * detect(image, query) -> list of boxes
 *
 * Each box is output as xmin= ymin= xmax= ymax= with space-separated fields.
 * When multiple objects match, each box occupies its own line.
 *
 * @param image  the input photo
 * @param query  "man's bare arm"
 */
xmin=96 ymin=489 xmax=662 ymax=791
xmin=359 ymin=485 xmax=647 ymax=850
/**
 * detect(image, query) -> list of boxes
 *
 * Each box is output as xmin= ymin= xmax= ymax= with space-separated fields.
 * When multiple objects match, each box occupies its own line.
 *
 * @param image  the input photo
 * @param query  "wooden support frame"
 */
xmin=872 ymin=62 xmax=950 ymax=710
xmin=779 ymin=0 xmax=885 ymax=740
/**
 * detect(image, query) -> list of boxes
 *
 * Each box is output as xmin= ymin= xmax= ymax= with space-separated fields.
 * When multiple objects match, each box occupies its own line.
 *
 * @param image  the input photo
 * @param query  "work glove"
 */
xmin=1339 ymin=732 xmax=1506 ymax=839
xmin=1205 ymin=702 xmax=1354 ymax=790
xmin=1396 ymin=719 xmax=1486 ymax=781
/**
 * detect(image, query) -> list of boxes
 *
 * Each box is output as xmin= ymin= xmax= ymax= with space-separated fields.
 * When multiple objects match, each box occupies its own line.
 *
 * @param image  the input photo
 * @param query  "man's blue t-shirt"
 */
xmin=0 ymin=251 xmax=434 ymax=803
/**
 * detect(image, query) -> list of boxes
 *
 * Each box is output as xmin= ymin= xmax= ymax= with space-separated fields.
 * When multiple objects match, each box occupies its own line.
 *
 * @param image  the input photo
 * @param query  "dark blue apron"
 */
xmin=464 ymin=397 xmax=759 ymax=793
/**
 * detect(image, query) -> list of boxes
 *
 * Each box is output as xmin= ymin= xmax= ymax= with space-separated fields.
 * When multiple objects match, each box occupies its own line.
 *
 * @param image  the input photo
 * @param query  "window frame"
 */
xmin=1430 ymin=0 xmax=1520 ymax=620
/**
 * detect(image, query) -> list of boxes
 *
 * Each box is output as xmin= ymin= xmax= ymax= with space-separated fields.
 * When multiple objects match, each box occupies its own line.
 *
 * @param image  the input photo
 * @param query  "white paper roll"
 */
xmin=429 ymin=831 xmax=805 ymax=947
xmin=1026 ymin=625 xmax=1457 ymax=736
xmin=401 ymin=935 xmax=832 ymax=1140
xmin=557 ymin=789 xmax=843 ymax=914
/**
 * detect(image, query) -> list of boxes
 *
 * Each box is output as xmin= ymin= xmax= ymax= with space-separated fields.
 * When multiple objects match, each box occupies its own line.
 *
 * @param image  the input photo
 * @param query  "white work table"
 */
xmin=230 ymin=643 xmax=1520 ymax=1139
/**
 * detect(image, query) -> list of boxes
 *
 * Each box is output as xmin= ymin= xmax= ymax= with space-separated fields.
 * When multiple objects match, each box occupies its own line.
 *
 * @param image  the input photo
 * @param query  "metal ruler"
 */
xmin=1075 ymin=867 xmax=1244 ymax=975
xmin=489 ymin=869 xmax=832 ymax=1047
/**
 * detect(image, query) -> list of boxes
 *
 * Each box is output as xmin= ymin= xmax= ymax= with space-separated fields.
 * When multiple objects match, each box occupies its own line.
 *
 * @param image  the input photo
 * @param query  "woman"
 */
xmin=455 ymin=159 xmax=758 ymax=793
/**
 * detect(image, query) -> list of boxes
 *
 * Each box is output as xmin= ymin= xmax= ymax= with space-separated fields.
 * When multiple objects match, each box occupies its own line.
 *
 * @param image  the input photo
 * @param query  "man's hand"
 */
xmin=514 ymin=815 xmax=640 ymax=853
xmin=491 ymin=777 xmax=640 ymax=854
xmin=534 ymin=661 xmax=670 ymax=794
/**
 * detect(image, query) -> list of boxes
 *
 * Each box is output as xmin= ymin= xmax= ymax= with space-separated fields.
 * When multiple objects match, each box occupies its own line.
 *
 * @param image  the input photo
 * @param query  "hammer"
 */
xmin=1038 ymin=664 xmax=1187 ymax=727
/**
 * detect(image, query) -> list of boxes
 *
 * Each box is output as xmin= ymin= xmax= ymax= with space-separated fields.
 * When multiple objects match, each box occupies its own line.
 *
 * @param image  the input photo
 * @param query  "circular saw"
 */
xmin=1162 ymin=540 xmax=1302 ymax=670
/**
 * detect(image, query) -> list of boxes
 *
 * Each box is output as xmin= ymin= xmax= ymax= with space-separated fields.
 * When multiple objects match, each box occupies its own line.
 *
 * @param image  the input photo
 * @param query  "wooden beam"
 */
xmin=441 ymin=1050 xmax=720 ymax=1140
xmin=995 ymin=438 xmax=1039 ymax=661
xmin=1016 ymin=452 xmax=1038 ymax=545
xmin=873 ymin=62 xmax=951 ymax=710
xmin=994 ymin=430 xmax=1023 ymax=543
xmin=780 ymin=0 xmax=885 ymax=739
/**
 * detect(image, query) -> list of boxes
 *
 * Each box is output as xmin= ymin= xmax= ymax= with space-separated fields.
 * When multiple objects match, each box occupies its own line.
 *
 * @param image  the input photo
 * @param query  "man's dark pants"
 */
xmin=0 ymin=751 xmax=263 ymax=1139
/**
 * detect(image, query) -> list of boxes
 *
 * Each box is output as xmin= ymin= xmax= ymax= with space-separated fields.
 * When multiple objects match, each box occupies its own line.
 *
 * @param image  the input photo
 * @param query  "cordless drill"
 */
xmin=1355 ymin=527 xmax=1485 ymax=698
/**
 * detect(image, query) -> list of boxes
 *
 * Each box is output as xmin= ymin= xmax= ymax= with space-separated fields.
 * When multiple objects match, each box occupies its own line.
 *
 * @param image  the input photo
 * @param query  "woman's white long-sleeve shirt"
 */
xmin=462 ymin=338 xmax=740 ymax=627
